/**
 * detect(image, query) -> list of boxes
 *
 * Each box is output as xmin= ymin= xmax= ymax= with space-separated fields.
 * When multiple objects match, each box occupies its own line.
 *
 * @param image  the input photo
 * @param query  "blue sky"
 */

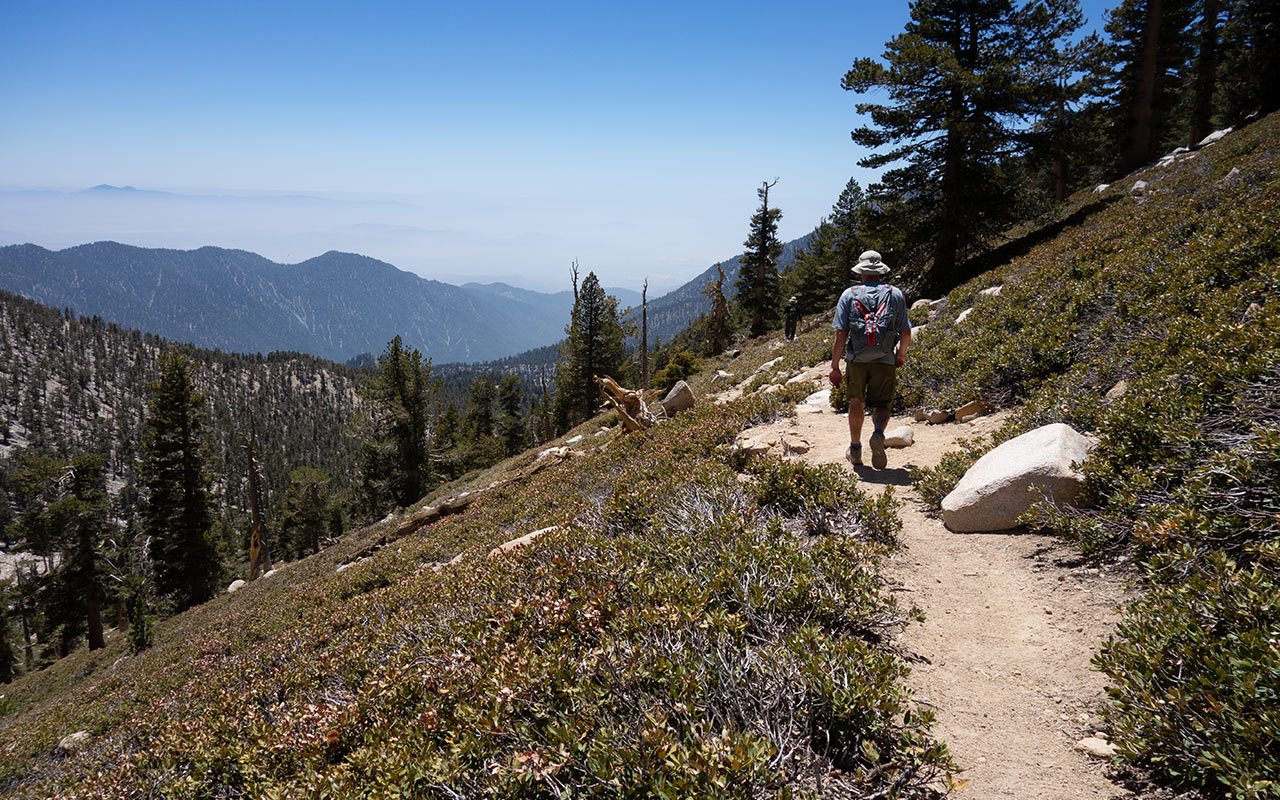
xmin=1 ymin=0 xmax=1113 ymax=293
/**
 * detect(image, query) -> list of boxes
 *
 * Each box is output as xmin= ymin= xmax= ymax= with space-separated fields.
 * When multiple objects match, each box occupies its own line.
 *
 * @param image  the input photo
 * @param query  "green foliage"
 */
xmin=0 ymin=376 xmax=952 ymax=798
xmin=1096 ymin=544 xmax=1280 ymax=798
xmin=735 ymin=181 xmax=784 ymax=337
xmin=141 ymin=350 xmax=220 ymax=613
xmin=125 ymin=588 xmax=153 ymax=654
xmin=905 ymin=113 xmax=1280 ymax=795
xmin=278 ymin=468 xmax=336 ymax=560
xmin=553 ymin=269 xmax=632 ymax=431
xmin=354 ymin=336 xmax=436 ymax=514
xmin=843 ymin=0 xmax=1089 ymax=280
xmin=653 ymin=348 xmax=701 ymax=393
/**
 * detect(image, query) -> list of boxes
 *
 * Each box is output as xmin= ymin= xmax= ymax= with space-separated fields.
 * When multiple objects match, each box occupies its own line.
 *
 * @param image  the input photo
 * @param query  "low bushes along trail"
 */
xmin=738 ymin=390 xmax=1133 ymax=799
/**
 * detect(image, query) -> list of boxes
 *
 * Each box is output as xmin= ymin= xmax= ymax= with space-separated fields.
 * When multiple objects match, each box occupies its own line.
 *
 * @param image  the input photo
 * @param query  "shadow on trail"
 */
xmin=852 ymin=465 xmax=912 ymax=487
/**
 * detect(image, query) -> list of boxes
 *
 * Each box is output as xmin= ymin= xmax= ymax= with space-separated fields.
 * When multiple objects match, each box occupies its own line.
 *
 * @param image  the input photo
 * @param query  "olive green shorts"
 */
xmin=845 ymin=362 xmax=897 ymax=409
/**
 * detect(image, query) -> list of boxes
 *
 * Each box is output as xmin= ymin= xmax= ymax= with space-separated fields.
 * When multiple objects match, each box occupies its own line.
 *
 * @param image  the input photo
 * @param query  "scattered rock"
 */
xmin=769 ymin=340 xmax=786 ymax=351
xmin=955 ymin=308 xmax=974 ymax=324
xmin=727 ymin=348 xmax=742 ymax=358
xmin=1104 ymin=380 xmax=1128 ymax=402
xmin=929 ymin=298 xmax=948 ymax=312
xmin=782 ymin=434 xmax=811 ymax=456
xmin=1093 ymin=183 xmax=1110 ymax=193
xmin=761 ymin=383 xmax=783 ymax=395
xmin=1220 ymin=166 xmax=1241 ymax=183
xmin=735 ymin=431 xmax=780 ymax=458
xmin=953 ymin=399 xmax=988 ymax=421
xmin=941 ymin=423 xmax=1097 ymax=532
xmin=336 ymin=561 xmax=356 ymax=573
xmin=913 ymin=407 xmax=927 ymax=422
xmin=804 ymin=389 xmax=831 ymax=406
xmin=262 ymin=569 xmax=277 ymax=579
xmin=57 ymin=731 xmax=91 ymax=755
xmin=660 ymin=380 xmax=696 ymax=417
xmin=926 ymin=408 xmax=952 ymax=424
xmin=226 ymin=579 xmax=246 ymax=594
xmin=489 ymin=526 xmax=560 ymax=558
xmin=911 ymin=298 xmax=932 ymax=311
xmin=911 ymin=324 xmax=928 ymax=336
xmin=566 ymin=435 xmax=584 ymax=444
xmin=1196 ymin=127 xmax=1232 ymax=147
xmin=1131 ymin=180 xmax=1148 ymax=197
xmin=1074 ymin=737 xmax=1119 ymax=760
xmin=712 ymin=369 xmax=735 ymax=384
xmin=884 ymin=426 xmax=914 ymax=448
xmin=753 ymin=357 xmax=783 ymax=376
xmin=979 ymin=285 xmax=1003 ymax=297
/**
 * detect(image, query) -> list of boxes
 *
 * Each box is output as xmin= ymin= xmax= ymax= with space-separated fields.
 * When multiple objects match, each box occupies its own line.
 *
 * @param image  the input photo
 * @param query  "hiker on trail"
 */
xmin=829 ymin=250 xmax=910 ymax=469
xmin=784 ymin=296 xmax=801 ymax=341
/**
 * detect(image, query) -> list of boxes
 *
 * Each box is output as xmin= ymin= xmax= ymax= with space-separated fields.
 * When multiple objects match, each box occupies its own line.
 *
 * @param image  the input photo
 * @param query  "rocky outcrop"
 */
xmin=884 ymin=426 xmax=914 ymax=447
xmin=57 ymin=731 xmax=92 ymax=754
xmin=942 ymin=423 xmax=1096 ymax=532
xmin=660 ymin=381 xmax=696 ymax=417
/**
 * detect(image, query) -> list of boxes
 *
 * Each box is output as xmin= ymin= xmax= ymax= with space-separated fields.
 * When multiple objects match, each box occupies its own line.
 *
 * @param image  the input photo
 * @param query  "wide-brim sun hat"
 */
xmin=852 ymin=249 xmax=891 ymax=276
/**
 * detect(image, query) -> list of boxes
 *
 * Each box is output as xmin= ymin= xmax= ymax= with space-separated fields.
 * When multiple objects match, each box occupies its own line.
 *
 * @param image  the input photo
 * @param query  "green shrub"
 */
xmin=1096 ymin=544 xmax=1280 ymax=798
xmin=902 ymin=112 xmax=1280 ymax=796
xmin=0 ymin=382 xmax=951 ymax=799
xmin=653 ymin=348 xmax=701 ymax=393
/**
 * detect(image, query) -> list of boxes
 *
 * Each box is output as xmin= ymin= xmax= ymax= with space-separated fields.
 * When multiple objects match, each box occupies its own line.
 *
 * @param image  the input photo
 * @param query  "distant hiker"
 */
xmin=784 ymin=296 xmax=801 ymax=341
xmin=829 ymin=250 xmax=910 ymax=469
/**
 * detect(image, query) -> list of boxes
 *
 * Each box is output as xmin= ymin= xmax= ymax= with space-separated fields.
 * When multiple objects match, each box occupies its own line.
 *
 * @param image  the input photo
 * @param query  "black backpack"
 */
xmin=845 ymin=284 xmax=899 ymax=361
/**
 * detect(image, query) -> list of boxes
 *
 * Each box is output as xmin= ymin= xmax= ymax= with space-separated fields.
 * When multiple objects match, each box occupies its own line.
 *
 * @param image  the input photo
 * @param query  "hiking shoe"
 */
xmin=870 ymin=432 xmax=887 ymax=469
xmin=846 ymin=444 xmax=863 ymax=466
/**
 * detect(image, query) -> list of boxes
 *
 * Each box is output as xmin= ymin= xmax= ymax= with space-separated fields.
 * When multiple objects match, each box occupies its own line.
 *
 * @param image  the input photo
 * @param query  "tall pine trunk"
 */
xmin=640 ymin=281 xmax=648 ymax=390
xmin=1187 ymin=0 xmax=1220 ymax=146
xmin=1122 ymin=0 xmax=1165 ymax=173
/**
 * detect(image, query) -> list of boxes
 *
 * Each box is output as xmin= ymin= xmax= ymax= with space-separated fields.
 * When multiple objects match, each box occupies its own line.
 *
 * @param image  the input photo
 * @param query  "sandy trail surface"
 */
xmin=737 ymin=385 xmax=1133 ymax=799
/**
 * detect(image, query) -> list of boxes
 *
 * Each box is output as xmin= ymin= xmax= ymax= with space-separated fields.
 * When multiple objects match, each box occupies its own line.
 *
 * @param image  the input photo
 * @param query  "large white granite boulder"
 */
xmin=942 ymin=423 xmax=1096 ymax=532
xmin=660 ymin=380 xmax=696 ymax=416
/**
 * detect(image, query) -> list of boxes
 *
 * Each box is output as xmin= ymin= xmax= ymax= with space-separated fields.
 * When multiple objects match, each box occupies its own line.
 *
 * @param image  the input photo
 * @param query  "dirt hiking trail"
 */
xmin=737 ymin=387 xmax=1134 ymax=799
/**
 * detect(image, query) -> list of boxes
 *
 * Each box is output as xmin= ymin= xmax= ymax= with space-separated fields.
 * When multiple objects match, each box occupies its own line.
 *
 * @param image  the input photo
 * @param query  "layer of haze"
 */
xmin=1 ymin=0 xmax=1110 ymax=293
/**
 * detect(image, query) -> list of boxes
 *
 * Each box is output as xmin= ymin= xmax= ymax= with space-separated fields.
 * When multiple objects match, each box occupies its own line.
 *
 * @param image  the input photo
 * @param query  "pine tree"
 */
xmin=735 ymin=180 xmax=783 ymax=337
xmin=783 ymin=222 xmax=839 ymax=313
xmin=354 ymin=336 xmax=435 ymax=513
xmin=829 ymin=179 xmax=866 ymax=282
xmin=8 ymin=453 xmax=113 ymax=654
xmin=843 ymin=0 xmax=1084 ymax=282
xmin=1105 ymin=0 xmax=1195 ymax=173
xmin=140 ymin=350 xmax=219 ymax=612
xmin=553 ymin=270 xmax=630 ymax=430
xmin=278 ymin=467 xmax=331 ymax=559
xmin=496 ymin=375 xmax=527 ymax=456
xmin=1216 ymin=0 xmax=1280 ymax=124
xmin=701 ymin=264 xmax=730 ymax=356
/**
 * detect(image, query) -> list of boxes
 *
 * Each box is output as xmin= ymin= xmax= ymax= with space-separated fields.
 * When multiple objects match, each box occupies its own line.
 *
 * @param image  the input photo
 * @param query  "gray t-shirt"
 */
xmin=833 ymin=281 xmax=909 ymax=365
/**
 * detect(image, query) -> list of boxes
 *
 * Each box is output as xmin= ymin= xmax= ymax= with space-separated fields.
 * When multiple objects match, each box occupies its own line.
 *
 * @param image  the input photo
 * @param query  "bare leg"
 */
xmin=848 ymin=399 xmax=865 ymax=445
xmin=871 ymin=406 xmax=890 ymax=432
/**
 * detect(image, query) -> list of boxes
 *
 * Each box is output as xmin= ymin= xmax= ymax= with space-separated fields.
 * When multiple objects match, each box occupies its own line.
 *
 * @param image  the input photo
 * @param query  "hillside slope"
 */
xmin=0 ymin=289 xmax=364 ymax=512
xmin=897 ymin=112 xmax=1279 ymax=797
xmin=0 ymin=322 xmax=957 ymax=796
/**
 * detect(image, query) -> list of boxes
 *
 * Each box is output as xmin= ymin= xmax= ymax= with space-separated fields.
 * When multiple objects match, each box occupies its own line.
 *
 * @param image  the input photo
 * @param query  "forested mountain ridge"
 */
xmin=0 ymin=288 xmax=366 ymax=523
xmin=0 ymin=243 xmax=603 ymax=364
